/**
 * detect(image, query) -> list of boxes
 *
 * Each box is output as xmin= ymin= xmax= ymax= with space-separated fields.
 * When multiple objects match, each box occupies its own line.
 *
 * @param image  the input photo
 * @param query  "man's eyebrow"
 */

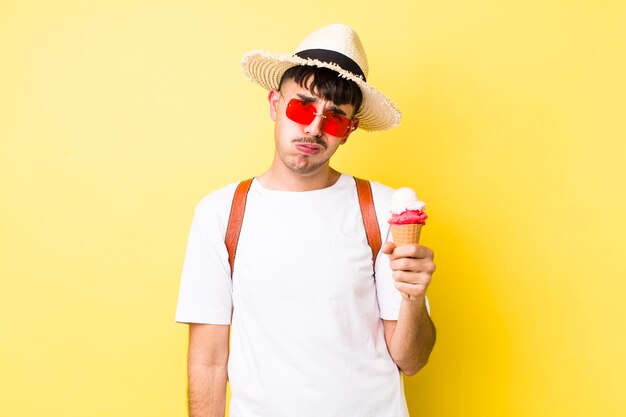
xmin=327 ymin=105 xmax=347 ymax=116
xmin=296 ymin=93 xmax=317 ymax=103
xmin=296 ymin=93 xmax=348 ymax=116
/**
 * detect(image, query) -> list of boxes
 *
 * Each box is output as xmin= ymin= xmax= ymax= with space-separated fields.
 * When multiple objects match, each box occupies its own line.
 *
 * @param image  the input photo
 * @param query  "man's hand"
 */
xmin=381 ymin=241 xmax=435 ymax=302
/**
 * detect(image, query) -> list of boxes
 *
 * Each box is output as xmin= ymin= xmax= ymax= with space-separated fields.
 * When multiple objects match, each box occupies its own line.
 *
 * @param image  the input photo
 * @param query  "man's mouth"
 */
xmin=295 ymin=143 xmax=322 ymax=155
xmin=293 ymin=138 xmax=326 ymax=155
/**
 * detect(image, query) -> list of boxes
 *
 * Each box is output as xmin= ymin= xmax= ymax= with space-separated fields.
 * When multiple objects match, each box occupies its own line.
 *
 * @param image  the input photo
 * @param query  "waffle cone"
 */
xmin=390 ymin=223 xmax=422 ymax=246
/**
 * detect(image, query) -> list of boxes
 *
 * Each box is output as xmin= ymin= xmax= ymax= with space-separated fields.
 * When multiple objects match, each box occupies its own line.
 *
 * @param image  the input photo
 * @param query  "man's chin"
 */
xmin=286 ymin=158 xmax=327 ymax=176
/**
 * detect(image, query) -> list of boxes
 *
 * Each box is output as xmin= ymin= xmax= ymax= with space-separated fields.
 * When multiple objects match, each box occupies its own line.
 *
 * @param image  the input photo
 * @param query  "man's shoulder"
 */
xmin=356 ymin=177 xmax=394 ymax=209
xmin=346 ymin=176 xmax=395 ymax=228
xmin=367 ymin=179 xmax=395 ymax=196
xmin=193 ymin=179 xmax=246 ymax=220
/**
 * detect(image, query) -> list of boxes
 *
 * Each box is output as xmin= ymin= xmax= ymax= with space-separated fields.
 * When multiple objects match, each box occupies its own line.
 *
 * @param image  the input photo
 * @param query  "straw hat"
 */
xmin=241 ymin=24 xmax=401 ymax=131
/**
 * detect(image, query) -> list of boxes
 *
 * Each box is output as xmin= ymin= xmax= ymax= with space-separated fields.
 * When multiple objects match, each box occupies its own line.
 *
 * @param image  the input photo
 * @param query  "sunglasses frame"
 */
xmin=283 ymin=96 xmax=357 ymax=138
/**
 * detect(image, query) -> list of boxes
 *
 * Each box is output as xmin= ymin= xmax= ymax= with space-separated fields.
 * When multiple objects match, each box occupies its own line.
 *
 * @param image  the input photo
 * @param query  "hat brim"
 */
xmin=241 ymin=50 xmax=401 ymax=131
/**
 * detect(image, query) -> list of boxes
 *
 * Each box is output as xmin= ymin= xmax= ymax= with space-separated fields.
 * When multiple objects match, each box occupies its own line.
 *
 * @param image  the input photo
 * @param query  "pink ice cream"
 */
xmin=389 ymin=210 xmax=428 ymax=225
xmin=388 ymin=187 xmax=427 ymax=225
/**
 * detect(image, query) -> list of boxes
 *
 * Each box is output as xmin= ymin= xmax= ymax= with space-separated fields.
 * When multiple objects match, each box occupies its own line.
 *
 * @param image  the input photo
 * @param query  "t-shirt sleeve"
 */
xmin=175 ymin=197 xmax=233 ymax=325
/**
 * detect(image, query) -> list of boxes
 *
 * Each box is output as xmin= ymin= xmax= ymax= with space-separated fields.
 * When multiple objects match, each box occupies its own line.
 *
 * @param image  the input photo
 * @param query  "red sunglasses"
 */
xmin=285 ymin=98 xmax=357 ymax=137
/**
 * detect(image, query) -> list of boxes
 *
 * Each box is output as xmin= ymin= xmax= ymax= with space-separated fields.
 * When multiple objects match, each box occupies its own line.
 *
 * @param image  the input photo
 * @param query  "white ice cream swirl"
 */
xmin=390 ymin=187 xmax=426 ymax=215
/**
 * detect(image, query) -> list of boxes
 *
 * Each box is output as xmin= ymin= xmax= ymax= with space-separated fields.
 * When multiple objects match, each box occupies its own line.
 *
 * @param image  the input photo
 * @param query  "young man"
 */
xmin=176 ymin=24 xmax=436 ymax=417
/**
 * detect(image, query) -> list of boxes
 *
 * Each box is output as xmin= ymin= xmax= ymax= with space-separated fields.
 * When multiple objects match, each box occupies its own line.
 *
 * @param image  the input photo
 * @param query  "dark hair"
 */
xmin=278 ymin=66 xmax=363 ymax=116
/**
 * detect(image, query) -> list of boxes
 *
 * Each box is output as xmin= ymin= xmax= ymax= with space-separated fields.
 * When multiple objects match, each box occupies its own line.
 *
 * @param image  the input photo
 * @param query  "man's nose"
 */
xmin=304 ymin=112 xmax=325 ymax=137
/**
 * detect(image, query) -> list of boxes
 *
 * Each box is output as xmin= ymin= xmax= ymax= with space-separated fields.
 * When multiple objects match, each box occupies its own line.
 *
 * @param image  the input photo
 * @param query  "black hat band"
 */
xmin=294 ymin=49 xmax=366 ymax=82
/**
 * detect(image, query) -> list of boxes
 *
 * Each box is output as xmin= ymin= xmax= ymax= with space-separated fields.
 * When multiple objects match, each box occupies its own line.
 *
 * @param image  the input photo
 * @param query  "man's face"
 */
xmin=268 ymin=78 xmax=359 ymax=177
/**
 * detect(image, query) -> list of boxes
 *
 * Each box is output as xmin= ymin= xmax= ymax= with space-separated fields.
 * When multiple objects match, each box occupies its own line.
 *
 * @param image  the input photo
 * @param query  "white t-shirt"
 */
xmin=176 ymin=174 xmax=416 ymax=417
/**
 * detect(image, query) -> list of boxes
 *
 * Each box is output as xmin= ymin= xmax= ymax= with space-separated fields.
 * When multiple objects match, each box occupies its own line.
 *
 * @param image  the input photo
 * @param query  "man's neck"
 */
xmin=256 ymin=167 xmax=342 ymax=192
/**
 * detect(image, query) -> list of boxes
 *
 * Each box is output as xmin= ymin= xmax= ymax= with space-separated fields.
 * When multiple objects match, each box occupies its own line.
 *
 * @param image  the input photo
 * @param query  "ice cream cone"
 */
xmin=390 ymin=223 xmax=422 ymax=246
xmin=388 ymin=187 xmax=427 ymax=301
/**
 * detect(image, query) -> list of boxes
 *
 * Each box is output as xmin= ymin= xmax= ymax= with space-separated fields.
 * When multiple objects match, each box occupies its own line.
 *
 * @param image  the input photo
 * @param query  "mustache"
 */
xmin=292 ymin=137 xmax=327 ymax=150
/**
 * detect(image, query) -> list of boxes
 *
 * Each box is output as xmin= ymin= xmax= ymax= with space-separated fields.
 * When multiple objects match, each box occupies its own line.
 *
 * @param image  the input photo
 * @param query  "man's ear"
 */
xmin=268 ymin=90 xmax=280 ymax=121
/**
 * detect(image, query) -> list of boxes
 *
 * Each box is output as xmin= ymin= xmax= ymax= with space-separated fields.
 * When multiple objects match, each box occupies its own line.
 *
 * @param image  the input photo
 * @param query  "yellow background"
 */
xmin=1 ymin=1 xmax=625 ymax=416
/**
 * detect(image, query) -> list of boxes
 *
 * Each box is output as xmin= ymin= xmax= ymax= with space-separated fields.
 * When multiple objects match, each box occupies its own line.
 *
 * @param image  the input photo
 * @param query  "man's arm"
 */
xmin=381 ymin=241 xmax=437 ymax=376
xmin=187 ymin=323 xmax=230 ymax=417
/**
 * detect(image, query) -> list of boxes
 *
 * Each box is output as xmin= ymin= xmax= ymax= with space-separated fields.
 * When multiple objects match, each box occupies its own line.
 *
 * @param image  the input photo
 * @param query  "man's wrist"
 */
xmin=401 ymin=293 xmax=427 ymax=310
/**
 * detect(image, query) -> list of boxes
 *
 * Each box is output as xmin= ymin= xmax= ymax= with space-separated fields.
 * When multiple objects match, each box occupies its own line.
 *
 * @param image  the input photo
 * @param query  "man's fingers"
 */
xmin=392 ymin=270 xmax=432 ymax=285
xmin=385 ymin=241 xmax=435 ymax=299
xmin=381 ymin=241 xmax=396 ymax=255
xmin=390 ymin=257 xmax=436 ymax=274
xmin=394 ymin=281 xmax=427 ymax=300
xmin=386 ymin=243 xmax=433 ymax=260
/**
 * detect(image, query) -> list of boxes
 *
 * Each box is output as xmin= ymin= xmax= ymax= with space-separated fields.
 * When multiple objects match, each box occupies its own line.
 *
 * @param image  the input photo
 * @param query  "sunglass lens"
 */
xmin=322 ymin=113 xmax=351 ymax=137
xmin=286 ymin=99 xmax=315 ymax=125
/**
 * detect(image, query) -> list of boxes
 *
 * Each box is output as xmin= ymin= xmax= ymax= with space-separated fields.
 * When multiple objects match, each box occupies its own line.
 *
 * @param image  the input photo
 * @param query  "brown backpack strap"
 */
xmin=225 ymin=178 xmax=254 ymax=277
xmin=354 ymin=177 xmax=382 ymax=268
